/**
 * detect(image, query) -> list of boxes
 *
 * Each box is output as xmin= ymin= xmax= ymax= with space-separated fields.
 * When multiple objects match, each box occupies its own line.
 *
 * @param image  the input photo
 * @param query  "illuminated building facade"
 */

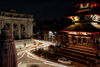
xmin=0 ymin=9 xmax=34 ymax=39
xmin=63 ymin=0 xmax=100 ymax=47
xmin=0 ymin=25 xmax=17 ymax=67
xmin=44 ymin=31 xmax=68 ymax=45
xmin=55 ymin=0 xmax=100 ymax=65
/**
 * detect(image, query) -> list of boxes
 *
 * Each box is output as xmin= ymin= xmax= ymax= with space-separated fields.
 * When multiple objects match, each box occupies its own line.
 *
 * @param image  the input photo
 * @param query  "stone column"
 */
xmin=1 ymin=21 xmax=4 ymax=29
xmin=27 ymin=21 xmax=31 ymax=38
xmin=27 ymin=22 xmax=29 ymax=38
xmin=92 ymin=38 xmax=95 ymax=46
xmin=18 ymin=22 xmax=21 ymax=39
xmin=11 ymin=21 xmax=14 ymax=39
xmin=0 ymin=21 xmax=3 ymax=34
xmin=31 ymin=22 xmax=33 ymax=38
xmin=1 ymin=21 xmax=5 ymax=34
xmin=0 ymin=20 xmax=5 ymax=34
xmin=81 ymin=37 xmax=83 ymax=45
xmin=93 ymin=37 xmax=95 ymax=45
xmin=25 ymin=22 xmax=28 ymax=38
xmin=76 ymin=37 xmax=78 ymax=44
xmin=86 ymin=38 xmax=89 ymax=46
xmin=29 ymin=22 xmax=32 ymax=38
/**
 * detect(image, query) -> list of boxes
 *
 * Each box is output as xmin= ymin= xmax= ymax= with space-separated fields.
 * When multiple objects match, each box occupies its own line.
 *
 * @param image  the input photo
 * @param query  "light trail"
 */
xmin=18 ymin=61 xmax=22 ymax=66
xmin=18 ymin=51 xmax=26 ymax=60
xmin=17 ymin=51 xmax=25 ymax=55
xmin=18 ymin=40 xmax=67 ymax=67
xmin=27 ymin=49 xmax=68 ymax=67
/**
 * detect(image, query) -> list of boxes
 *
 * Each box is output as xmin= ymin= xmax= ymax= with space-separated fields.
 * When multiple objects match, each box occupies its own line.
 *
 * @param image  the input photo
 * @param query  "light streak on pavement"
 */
xmin=27 ymin=50 xmax=68 ymax=67
xmin=18 ymin=51 xmax=26 ymax=60
xmin=18 ymin=40 xmax=68 ymax=67
xmin=18 ymin=61 xmax=22 ymax=66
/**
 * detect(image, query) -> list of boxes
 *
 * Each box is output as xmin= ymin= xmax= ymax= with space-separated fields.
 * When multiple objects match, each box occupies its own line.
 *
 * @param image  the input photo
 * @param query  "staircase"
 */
xmin=56 ymin=45 xmax=100 ymax=65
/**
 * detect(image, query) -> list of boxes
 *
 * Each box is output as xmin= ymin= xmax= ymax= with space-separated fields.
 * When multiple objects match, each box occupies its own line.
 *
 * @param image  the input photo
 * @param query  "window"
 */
xmin=69 ymin=37 xmax=73 ymax=43
xmin=83 ymin=3 xmax=87 ymax=7
xmin=83 ymin=38 xmax=87 ymax=43
xmin=21 ymin=24 xmax=24 ymax=29
xmin=95 ymin=37 xmax=100 ymax=44
xmin=6 ymin=23 xmax=10 ymax=28
xmin=13 ymin=24 xmax=17 ymax=28
xmin=88 ymin=38 xmax=92 ymax=46
xmin=83 ymin=38 xmax=87 ymax=45
xmin=78 ymin=37 xmax=81 ymax=44
xmin=80 ymin=3 xmax=89 ymax=8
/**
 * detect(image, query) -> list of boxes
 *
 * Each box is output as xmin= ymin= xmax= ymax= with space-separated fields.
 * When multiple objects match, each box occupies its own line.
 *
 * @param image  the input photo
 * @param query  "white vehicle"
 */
xmin=58 ymin=57 xmax=72 ymax=64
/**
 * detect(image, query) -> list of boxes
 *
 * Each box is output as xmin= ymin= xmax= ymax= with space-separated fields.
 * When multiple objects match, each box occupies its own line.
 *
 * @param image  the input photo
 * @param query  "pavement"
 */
xmin=16 ymin=40 xmax=100 ymax=67
xmin=30 ymin=47 xmax=100 ymax=67
xmin=31 ymin=49 xmax=87 ymax=67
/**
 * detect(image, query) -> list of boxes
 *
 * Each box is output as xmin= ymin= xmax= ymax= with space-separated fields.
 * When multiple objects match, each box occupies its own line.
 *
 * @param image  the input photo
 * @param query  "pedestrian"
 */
xmin=20 ymin=47 xmax=22 ymax=50
xmin=90 ymin=61 xmax=93 ymax=67
xmin=24 ymin=43 xmax=26 ymax=47
xmin=74 ymin=40 xmax=76 ymax=46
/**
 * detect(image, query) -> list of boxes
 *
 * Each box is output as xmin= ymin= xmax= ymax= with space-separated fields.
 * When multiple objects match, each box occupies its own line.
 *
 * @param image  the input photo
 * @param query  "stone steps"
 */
xmin=55 ymin=45 xmax=100 ymax=65
xmin=56 ymin=52 xmax=89 ymax=65
xmin=69 ymin=45 xmax=99 ymax=52
xmin=61 ymin=48 xmax=97 ymax=58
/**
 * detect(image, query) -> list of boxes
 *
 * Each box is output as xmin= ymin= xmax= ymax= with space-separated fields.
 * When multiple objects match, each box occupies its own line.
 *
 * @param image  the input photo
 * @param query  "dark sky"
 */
xmin=0 ymin=0 xmax=100 ymax=21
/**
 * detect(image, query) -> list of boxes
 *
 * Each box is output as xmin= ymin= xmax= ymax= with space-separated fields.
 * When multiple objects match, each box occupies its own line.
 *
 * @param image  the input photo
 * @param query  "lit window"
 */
xmin=74 ymin=17 xmax=80 ymax=21
xmin=91 ymin=15 xmax=98 ymax=21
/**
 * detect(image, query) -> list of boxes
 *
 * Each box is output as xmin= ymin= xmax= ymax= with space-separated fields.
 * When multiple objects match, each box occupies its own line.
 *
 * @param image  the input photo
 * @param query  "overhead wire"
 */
xmin=10 ymin=0 xmax=66 ymax=37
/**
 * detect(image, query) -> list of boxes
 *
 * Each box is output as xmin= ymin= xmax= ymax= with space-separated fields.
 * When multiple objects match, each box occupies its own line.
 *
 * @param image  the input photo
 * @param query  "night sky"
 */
xmin=0 ymin=0 xmax=100 ymax=21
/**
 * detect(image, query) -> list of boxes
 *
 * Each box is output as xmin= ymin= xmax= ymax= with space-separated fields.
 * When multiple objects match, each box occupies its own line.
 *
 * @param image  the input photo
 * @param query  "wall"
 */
xmin=14 ymin=38 xmax=34 ymax=48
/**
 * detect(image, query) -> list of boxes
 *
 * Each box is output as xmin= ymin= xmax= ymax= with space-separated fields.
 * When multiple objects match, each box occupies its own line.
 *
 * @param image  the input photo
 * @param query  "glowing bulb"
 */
xmin=74 ymin=17 xmax=80 ymax=21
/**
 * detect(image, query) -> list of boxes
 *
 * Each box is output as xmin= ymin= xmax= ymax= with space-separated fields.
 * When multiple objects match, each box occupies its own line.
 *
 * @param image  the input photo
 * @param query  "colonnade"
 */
xmin=0 ymin=20 xmax=33 ymax=39
xmin=68 ymin=35 xmax=93 ymax=46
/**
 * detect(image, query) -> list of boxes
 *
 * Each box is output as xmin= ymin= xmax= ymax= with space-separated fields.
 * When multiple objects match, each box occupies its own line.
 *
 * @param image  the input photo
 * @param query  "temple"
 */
xmin=57 ymin=0 xmax=100 ymax=65
xmin=62 ymin=0 xmax=100 ymax=48
xmin=0 ymin=25 xmax=17 ymax=67
xmin=0 ymin=9 xmax=34 ymax=39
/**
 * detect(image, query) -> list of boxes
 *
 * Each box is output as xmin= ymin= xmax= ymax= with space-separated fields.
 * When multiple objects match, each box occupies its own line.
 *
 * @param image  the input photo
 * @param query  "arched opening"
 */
xmin=48 ymin=31 xmax=55 ymax=42
xmin=68 ymin=36 xmax=73 ymax=43
xmin=83 ymin=38 xmax=87 ymax=45
xmin=73 ymin=37 xmax=77 ymax=45
xmin=13 ymin=24 xmax=17 ymax=29
xmin=48 ymin=31 xmax=54 ymax=38
xmin=78 ymin=37 xmax=81 ymax=45
xmin=20 ymin=24 xmax=25 ymax=39
xmin=88 ymin=38 xmax=92 ymax=46
xmin=13 ymin=24 xmax=18 ymax=39
xmin=6 ymin=23 xmax=10 ymax=29
xmin=95 ymin=37 xmax=100 ymax=44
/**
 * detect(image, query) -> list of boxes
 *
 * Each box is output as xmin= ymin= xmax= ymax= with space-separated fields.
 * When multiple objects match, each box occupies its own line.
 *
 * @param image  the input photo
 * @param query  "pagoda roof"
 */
xmin=74 ymin=0 xmax=100 ymax=8
xmin=43 ymin=23 xmax=100 ymax=33
xmin=67 ymin=9 xmax=100 ymax=18
xmin=74 ymin=0 xmax=99 ymax=5
xmin=61 ymin=23 xmax=100 ymax=32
